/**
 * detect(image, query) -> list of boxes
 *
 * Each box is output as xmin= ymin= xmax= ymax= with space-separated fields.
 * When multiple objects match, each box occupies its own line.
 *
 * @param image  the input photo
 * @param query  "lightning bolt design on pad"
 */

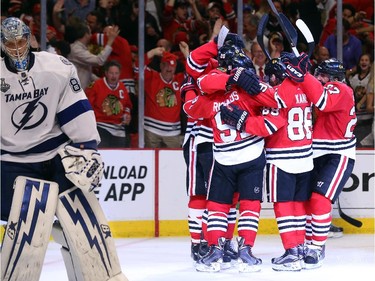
xmin=5 ymin=179 xmax=51 ymax=280
xmin=60 ymin=188 xmax=112 ymax=276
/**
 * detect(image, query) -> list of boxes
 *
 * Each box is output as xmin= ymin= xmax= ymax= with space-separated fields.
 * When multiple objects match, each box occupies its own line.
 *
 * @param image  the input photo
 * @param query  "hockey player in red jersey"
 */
xmin=184 ymin=41 xmax=271 ymax=273
xmin=180 ymin=75 xmax=213 ymax=262
xmin=282 ymin=55 xmax=357 ymax=269
xmin=220 ymin=57 xmax=314 ymax=271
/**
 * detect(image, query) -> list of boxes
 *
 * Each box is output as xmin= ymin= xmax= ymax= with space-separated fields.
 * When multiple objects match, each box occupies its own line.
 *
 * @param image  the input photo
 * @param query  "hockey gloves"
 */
xmin=227 ymin=67 xmax=261 ymax=96
xmin=220 ymin=104 xmax=249 ymax=131
xmin=58 ymin=145 xmax=104 ymax=192
xmin=280 ymin=52 xmax=311 ymax=83
xmin=180 ymin=75 xmax=197 ymax=103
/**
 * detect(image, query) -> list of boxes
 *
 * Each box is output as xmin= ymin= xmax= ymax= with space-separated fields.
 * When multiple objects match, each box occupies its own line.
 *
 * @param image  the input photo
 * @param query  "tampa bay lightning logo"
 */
xmin=11 ymin=96 xmax=48 ymax=134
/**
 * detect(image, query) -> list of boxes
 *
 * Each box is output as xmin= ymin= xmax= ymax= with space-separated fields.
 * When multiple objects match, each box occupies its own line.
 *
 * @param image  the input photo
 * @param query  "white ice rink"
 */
xmin=39 ymin=234 xmax=375 ymax=281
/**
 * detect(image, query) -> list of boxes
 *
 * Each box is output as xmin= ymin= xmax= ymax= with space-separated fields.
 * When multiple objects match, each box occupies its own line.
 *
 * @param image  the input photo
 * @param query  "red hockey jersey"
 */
xmin=300 ymin=73 xmax=357 ymax=160
xmin=184 ymin=86 xmax=270 ymax=165
xmin=261 ymin=83 xmax=314 ymax=174
xmin=85 ymin=78 xmax=132 ymax=124
xmin=144 ymin=67 xmax=185 ymax=136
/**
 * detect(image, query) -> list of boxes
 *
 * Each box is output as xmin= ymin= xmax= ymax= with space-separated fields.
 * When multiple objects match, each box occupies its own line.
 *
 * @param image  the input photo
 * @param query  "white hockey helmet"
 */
xmin=1 ymin=17 xmax=31 ymax=71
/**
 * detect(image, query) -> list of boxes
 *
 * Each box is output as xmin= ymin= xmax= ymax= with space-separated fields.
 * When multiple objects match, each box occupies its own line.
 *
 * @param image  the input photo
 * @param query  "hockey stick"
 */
xmin=257 ymin=14 xmax=272 ymax=60
xmin=266 ymin=0 xmax=299 ymax=56
xmin=279 ymin=13 xmax=298 ymax=46
xmin=337 ymin=197 xmax=363 ymax=228
xmin=295 ymin=19 xmax=315 ymax=58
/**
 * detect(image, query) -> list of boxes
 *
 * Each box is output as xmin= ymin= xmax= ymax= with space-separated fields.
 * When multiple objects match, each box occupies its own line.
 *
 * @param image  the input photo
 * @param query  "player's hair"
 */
xmin=314 ymin=58 xmax=346 ymax=82
xmin=217 ymin=44 xmax=254 ymax=72
xmin=1 ymin=17 xmax=31 ymax=71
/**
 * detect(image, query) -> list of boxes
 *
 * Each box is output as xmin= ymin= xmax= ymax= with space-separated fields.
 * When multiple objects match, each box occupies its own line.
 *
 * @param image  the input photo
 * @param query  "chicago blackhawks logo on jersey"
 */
xmin=156 ymin=87 xmax=177 ymax=108
xmin=101 ymin=94 xmax=124 ymax=116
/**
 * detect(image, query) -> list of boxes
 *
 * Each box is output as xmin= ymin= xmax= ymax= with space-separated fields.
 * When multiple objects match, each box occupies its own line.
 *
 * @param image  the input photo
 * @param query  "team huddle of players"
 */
xmin=0 ymin=14 xmax=356 ymax=279
xmin=181 ymin=28 xmax=356 ymax=272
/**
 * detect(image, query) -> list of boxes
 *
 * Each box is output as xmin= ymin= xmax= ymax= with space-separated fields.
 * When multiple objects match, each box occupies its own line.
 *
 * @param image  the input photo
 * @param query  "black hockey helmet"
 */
xmin=217 ymin=44 xmax=254 ymax=72
xmin=264 ymin=58 xmax=287 ymax=85
xmin=314 ymin=58 xmax=346 ymax=82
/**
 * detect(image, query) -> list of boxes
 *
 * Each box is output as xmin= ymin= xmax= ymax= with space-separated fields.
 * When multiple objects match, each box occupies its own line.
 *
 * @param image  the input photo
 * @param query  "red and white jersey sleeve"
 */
xmin=300 ymin=73 xmax=357 ymax=160
xmin=182 ymin=84 xmax=214 ymax=148
xmin=91 ymin=34 xmax=135 ymax=92
xmin=186 ymin=40 xmax=219 ymax=80
xmin=197 ymin=68 xmax=286 ymax=109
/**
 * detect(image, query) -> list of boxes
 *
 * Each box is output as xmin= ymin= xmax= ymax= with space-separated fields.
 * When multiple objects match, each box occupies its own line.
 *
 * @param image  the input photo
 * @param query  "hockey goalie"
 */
xmin=0 ymin=17 xmax=128 ymax=281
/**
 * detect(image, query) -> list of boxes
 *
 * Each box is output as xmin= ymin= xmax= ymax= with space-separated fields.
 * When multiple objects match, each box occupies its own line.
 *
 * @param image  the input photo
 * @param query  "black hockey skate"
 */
xmin=271 ymin=245 xmax=303 ymax=271
xmin=237 ymin=237 xmax=262 ymax=273
xmin=198 ymin=240 xmax=209 ymax=258
xmin=304 ymin=244 xmax=325 ymax=269
xmin=195 ymin=238 xmax=225 ymax=272
xmin=191 ymin=240 xmax=210 ymax=262
xmin=222 ymin=239 xmax=238 ymax=269
xmin=191 ymin=243 xmax=200 ymax=262
xmin=328 ymin=224 xmax=343 ymax=238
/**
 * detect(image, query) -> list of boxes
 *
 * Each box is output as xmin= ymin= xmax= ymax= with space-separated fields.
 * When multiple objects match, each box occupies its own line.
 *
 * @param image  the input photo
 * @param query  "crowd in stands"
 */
xmin=2 ymin=0 xmax=374 ymax=148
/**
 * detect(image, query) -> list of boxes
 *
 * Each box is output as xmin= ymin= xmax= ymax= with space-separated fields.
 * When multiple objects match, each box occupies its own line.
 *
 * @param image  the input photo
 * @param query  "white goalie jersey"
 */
xmin=1 ymin=51 xmax=100 ymax=163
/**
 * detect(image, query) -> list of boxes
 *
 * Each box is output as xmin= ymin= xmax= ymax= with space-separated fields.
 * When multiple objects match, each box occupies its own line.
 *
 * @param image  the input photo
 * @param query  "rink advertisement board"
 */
xmin=337 ymin=150 xmax=375 ymax=216
xmin=97 ymin=149 xmax=155 ymax=221
xmin=98 ymin=149 xmax=374 ymax=236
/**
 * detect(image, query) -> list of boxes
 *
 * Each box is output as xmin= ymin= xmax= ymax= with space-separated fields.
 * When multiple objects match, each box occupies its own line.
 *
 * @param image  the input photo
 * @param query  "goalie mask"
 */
xmin=1 ymin=17 xmax=31 ymax=71
xmin=217 ymin=44 xmax=254 ymax=73
xmin=314 ymin=58 xmax=346 ymax=83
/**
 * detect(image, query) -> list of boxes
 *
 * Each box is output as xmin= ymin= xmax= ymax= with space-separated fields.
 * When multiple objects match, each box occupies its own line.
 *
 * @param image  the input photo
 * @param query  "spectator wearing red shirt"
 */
xmin=137 ymin=49 xmax=185 ymax=148
xmin=162 ymin=0 xmax=206 ymax=44
xmin=85 ymin=60 xmax=133 ymax=148
xmin=90 ymin=25 xmax=135 ymax=95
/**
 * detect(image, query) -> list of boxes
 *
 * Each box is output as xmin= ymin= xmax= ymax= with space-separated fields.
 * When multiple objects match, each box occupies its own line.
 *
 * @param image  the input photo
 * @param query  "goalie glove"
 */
xmin=220 ymin=104 xmax=249 ymax=131
xmin=280 ymin=52 xmax=311 ymax=82
xmin=227 ymin=67 xmax=261 ymax=96
xmin=58 ymin=145 xmax=104 ymax=192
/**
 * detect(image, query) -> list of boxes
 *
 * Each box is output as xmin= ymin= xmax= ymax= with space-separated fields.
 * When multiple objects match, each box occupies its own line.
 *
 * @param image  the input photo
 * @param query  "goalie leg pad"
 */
xmin=53 ymin=186 xmax=128 ymax=281
xmin=1 ymin=176 xmax=58 ymax=281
